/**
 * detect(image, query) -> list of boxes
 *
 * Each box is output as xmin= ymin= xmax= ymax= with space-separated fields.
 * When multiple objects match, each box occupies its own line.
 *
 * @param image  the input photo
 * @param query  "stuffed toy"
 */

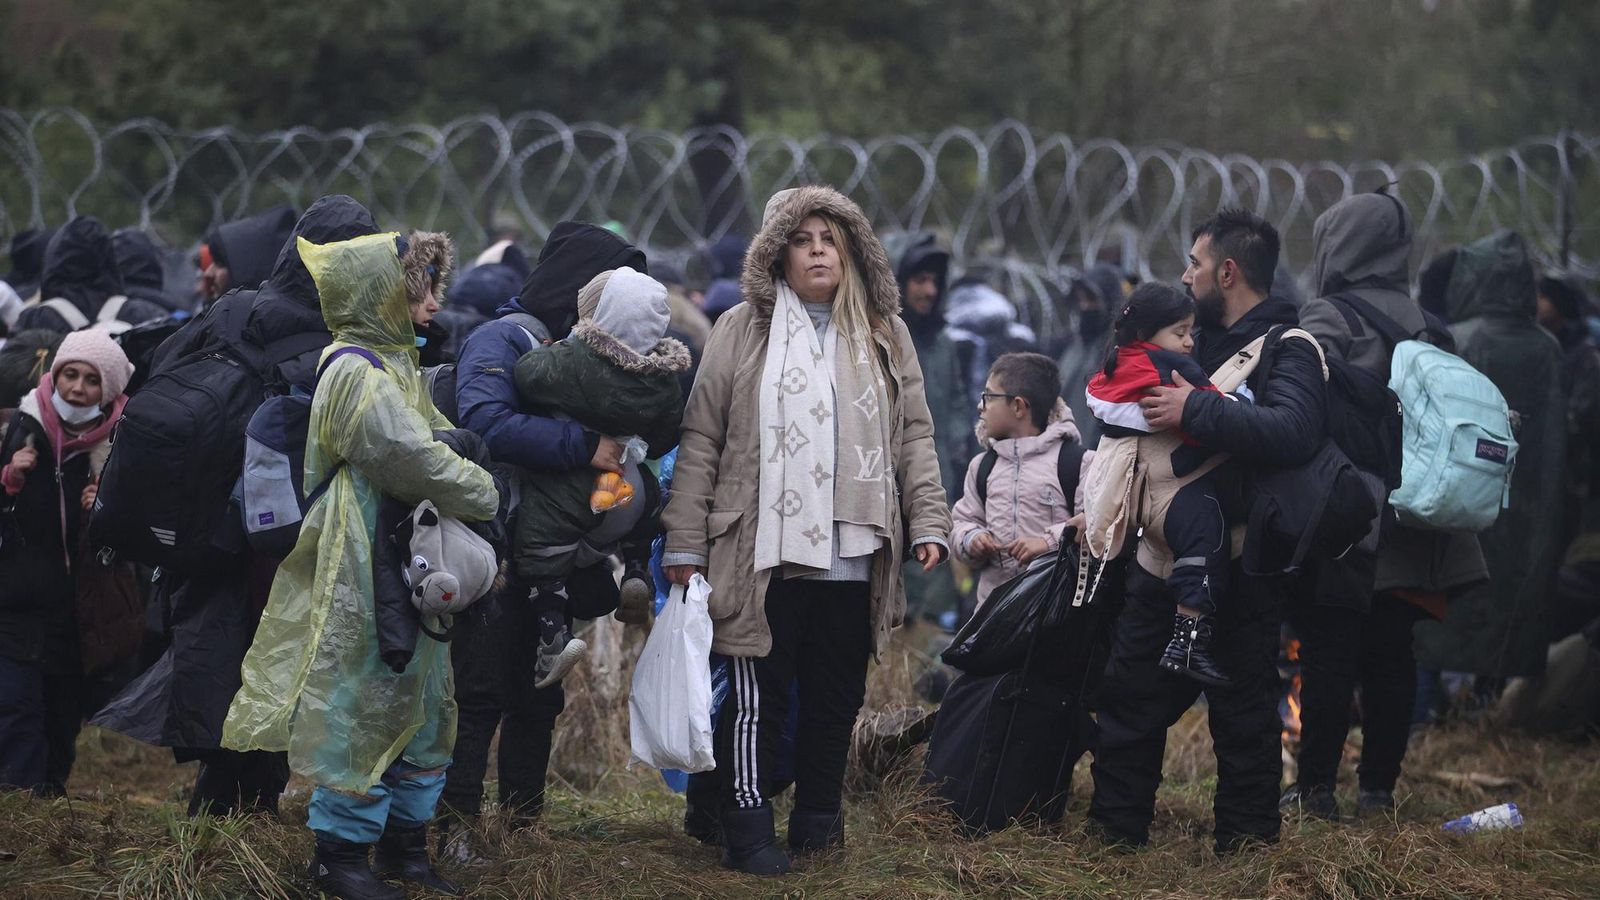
xmin=398 ymin=499 xmax=498 ymax=618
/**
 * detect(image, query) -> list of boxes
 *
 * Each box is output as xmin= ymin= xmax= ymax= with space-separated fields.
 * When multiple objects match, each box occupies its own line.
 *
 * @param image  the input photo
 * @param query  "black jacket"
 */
xmin=90 ymin=195 xmax=379 ymax=752
xmin=0 ymin=406 xmax=91 ymax=670
xmin=13 ymin=216 xmax=168 ymax=334
xmin=151 ymin=195 xmax=377 ymax=390
xmin=112 ymin=228 xmax=185 ymax=313
xmin=517 ymin=222 xmax=646 ymax=340
xmin=205 ymin=205 xmax=298 ymax=295
xmin=1183 ymin=296 xmax=1327 ymax=467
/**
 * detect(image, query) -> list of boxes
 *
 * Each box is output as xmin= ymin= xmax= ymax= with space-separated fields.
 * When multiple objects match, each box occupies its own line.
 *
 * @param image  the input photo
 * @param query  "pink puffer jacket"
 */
xmin=951 ymin=401 xmax=1092 ymax=607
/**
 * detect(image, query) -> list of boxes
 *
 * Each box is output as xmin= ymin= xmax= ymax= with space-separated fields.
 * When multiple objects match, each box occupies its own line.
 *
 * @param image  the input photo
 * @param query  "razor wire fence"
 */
xmin=2 ymin=108 xmax=1594 ymax=344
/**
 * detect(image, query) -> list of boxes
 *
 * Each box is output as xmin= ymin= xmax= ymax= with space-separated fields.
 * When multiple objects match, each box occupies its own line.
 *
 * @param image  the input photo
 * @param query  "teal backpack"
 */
xmin=1332 ymin=294 xmax=1516 ymax=532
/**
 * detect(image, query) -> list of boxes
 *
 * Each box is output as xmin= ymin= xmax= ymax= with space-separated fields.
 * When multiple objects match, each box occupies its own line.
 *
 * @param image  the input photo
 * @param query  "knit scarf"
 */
xmin=756 ymin=281 xmax=893 ymax=573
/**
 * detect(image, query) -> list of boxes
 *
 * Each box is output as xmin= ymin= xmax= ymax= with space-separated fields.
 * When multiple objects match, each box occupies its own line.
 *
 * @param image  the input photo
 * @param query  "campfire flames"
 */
xmin=1279 ymin=636 xmax=1303 ymax=779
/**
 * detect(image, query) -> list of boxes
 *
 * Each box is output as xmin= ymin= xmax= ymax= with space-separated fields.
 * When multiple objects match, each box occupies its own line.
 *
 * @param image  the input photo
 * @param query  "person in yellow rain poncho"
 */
xmin=223 ymin=232 xmax=497 ymax=900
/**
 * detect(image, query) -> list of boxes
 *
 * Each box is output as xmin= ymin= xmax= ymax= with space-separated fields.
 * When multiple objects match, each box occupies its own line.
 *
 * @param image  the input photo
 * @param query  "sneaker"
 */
xmin=1279 ymin=783 xmax=1341 ymax=821
xmin=1159 ymin=613 xmax=1232 ymax=686
xmin=532 ymin=609 xmax=587 ymax=689
xmin=615 ymin=560 xmax=655 ymax=625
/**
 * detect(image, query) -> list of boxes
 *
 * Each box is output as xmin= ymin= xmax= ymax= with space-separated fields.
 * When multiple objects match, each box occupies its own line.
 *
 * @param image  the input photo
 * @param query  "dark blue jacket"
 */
xmin=455 ymin=297 xmax=591 ymax=471
xmin=454 ymin=220 xmax=647 ymax=472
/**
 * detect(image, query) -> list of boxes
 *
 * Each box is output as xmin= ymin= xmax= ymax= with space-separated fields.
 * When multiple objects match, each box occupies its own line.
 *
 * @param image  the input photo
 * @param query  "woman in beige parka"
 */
xmin=662 ymin=186 xmax=951 ymax=875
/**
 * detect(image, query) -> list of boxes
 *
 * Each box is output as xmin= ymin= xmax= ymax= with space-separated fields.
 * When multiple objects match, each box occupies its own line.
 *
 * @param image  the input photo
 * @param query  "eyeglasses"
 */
xmin=979 ymin=392 xmax=1018 ymax=407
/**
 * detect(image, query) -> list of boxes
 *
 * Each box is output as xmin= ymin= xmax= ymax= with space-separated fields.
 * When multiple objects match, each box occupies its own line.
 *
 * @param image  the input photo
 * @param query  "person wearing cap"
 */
xmin=662 ymin=186 xmax=951 ymax=875
xmin=0 ymin=329 xmax=135 ymax=795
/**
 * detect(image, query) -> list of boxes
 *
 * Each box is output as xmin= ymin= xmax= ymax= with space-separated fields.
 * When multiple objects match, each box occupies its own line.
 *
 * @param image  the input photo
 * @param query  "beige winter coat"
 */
xmin=661 ymin=186 xmax=952 ymax=658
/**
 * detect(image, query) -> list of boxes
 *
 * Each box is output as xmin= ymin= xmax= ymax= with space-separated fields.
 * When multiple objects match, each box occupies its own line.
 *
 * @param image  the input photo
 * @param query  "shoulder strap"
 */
xmin=42 ymin=298 xmax=90 ymax=330
xmin=1275 ymin=326 xmax=1329 ymax=380
xmin=1207 ymin=334 xmax=1272 ymax=392
xmin=316 ymin=346 xmax=386 ymax=382
xmin=97 ymin=296 xmax=129 ymax=323
xmin=1057 ymin=441 xmax=1088 ymax=514
xmin=1328 ymin=293 xmax=1411 ymax=348
xmin=974 ymin=448 xmax=999 ymax=505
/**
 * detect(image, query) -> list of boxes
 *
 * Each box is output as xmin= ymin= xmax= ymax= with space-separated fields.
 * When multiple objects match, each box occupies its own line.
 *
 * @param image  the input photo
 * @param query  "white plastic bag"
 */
xmin=629 ymin=573 xmax=716 ymax=772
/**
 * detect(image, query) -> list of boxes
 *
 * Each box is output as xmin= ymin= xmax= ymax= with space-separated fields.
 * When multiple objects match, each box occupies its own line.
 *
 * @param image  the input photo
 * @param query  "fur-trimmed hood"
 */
xmin=975 ymin=397 xmax=1079 ymax=450
xmin=570 ymin=319 xmax=693 ymax=377
xmin=741 ymin=186 xmax=901 ymax=322
xmin=403 ymin=231 xmax=455 ymax=305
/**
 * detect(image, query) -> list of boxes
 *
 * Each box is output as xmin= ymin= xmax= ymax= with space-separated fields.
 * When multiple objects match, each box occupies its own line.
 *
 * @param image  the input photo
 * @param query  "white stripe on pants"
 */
xmin=731 ymin=657 xmax=763 ymax=808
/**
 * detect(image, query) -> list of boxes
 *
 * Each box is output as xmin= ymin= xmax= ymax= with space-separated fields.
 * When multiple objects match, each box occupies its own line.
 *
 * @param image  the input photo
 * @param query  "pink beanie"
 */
xmin=51 ymin=328 xmax=135 ymax=401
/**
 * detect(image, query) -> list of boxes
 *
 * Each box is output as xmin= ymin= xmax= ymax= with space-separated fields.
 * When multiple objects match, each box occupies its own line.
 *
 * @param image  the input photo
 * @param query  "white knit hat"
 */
xmin=51 ymin=328 xmax=135 ymax=400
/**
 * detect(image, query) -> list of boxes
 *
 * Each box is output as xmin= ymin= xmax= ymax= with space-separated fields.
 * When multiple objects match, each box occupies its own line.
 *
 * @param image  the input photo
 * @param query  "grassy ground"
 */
xmin=2 ymin=626 xmax=1597 ymax=898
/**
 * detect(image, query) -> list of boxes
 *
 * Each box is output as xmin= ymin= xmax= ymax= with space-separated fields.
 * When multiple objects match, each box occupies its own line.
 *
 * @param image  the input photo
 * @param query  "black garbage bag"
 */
xmin=0 ymin=329 xmax=62 ymax=408
xmin=942 ymin=537 xmax=1080 ymax=676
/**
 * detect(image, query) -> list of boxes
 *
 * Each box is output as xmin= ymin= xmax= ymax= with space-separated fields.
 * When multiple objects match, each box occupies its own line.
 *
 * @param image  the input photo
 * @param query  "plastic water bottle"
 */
xmin=1442 ymin=802 xmax=1524 ymax=833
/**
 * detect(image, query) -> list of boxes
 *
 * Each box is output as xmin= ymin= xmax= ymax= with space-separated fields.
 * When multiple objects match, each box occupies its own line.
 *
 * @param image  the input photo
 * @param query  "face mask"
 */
xmin=52 ymin=391 xmax=104 ymax=426
xmin=415 ymin=335 xmax=429 ymax=348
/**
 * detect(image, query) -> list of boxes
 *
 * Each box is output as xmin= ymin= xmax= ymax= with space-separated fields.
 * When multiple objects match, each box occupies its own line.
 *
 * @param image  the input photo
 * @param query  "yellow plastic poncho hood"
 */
xmin=223 ymin=232 xmax=497 ymax=792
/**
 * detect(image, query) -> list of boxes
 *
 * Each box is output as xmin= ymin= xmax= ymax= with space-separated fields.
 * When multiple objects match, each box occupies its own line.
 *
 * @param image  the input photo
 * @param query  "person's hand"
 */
xmin=968 ymin=531 xmax=1002 ymax=561
xmin=1139 ymin=371 xmax=1195 ymax=431
xmin=80 ymin=482 xmax=98 ymax=511
xmin=1008 ymin=536 xmax=1050 ymax=564
xmin=9 ymin=446 xmax=37 ymax=475
xmin=665 ymin=564 xmax=705 ymax=586
xmin=1065 ymin=513 xmax=1086 ymax=545
xmin=914 ymin=541 xmax=946 ymax=572
xmin=590 ymin=435 xmax=624 ymax=473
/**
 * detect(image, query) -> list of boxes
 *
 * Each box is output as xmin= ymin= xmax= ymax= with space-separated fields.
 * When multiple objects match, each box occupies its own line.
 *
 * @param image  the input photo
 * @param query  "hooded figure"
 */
xmin=454 ymin=222 xmax=648 ymax=472
xmin=1057 ymin=263 xmax=1131 ymax=448
xmin=12 ymin=217 xmax=167 ymax=334
xmin=204 ymin=205 xmax=298 ymax=296
xmin=510 ymin=267 xmax=690 ymax=588
xmin=401 ymin=230 xmax=455 ymax=367
xmin=91 ymin=195 xmax=381 ymax=820
xmin=3 ymin=227 xmax=55 ymax=302
xmin=223 ymin=231 xmax=496 ymax=896
xmin=112 ymin=228 xmax=184 ymax=312
xmin=1291 ymin=191 xmax=1490 ymax=818
xmin=661 ymin=186 xmax=950 ymax=875
xmin=1415 ymin=231 xmax=1567 ymax=679
xmin=1300 ymin=191 xmax=1488 ymax=602
xmin=888 ymin=232 xmax=969 ymax=624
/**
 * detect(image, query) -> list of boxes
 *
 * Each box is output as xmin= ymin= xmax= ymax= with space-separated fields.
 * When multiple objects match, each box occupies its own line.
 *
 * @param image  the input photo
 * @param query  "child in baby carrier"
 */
xmin=1085 ymin=283 xmax=1249 ymax=686
xmin=511 ymin=267 xmax=692 ymax=689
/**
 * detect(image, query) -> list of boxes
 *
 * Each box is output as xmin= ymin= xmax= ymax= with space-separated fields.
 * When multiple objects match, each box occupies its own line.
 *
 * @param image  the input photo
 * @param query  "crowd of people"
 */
xmin=0 ymin=181 xmax=1595 ymax=898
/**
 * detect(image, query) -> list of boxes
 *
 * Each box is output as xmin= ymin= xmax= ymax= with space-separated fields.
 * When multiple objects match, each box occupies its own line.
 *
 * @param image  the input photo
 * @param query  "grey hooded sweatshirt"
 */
xmin=1299 ymin=192 xmax=1429 ymax=380
xmin=1298 ymin=191 xmax=1487 ymax=603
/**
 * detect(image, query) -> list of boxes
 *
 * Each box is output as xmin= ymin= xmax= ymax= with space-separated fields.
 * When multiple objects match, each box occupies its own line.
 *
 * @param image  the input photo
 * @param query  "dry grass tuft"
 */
xmin=3 ymin=626 xmax=1596 ymax=898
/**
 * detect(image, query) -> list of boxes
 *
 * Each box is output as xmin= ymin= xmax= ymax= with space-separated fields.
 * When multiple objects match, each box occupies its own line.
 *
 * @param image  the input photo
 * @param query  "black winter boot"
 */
xmin=719 ymin=804 xmax=791 ymax=876
xmin=373 ymin=823 xmax=462 ymax=895
xmin=1279 ymin=783 xmax=1341 ymax=821
xmin=787 ymin=807 xmax=844 ymax=855
xmin=1159 ymin=614 xmax=1232 ymax=686
xmin=308 ymin=837 xmax=404 ymax=900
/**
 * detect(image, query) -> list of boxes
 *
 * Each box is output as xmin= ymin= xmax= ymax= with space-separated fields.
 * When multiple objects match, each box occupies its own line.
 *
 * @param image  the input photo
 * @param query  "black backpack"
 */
xmin=972 ymin=440 xmax=1083 ymax=506
xmin=1239 ymin=327 xmax=1382 ymax=575
xmin=89 ymin=300 xmax=327 ymax=573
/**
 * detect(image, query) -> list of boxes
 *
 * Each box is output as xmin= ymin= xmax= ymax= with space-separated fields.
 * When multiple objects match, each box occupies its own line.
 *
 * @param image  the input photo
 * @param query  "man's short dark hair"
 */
xmin=1193 ymin=207 xmax=1280 ymax=295
xmin=989 ymin=352 xmax=1061 ymax=429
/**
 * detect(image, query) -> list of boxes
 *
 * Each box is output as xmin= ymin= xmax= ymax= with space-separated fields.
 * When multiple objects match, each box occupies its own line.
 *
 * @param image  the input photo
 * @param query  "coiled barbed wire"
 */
xmin=2 ymin=108 xmax=1593 ymax=343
